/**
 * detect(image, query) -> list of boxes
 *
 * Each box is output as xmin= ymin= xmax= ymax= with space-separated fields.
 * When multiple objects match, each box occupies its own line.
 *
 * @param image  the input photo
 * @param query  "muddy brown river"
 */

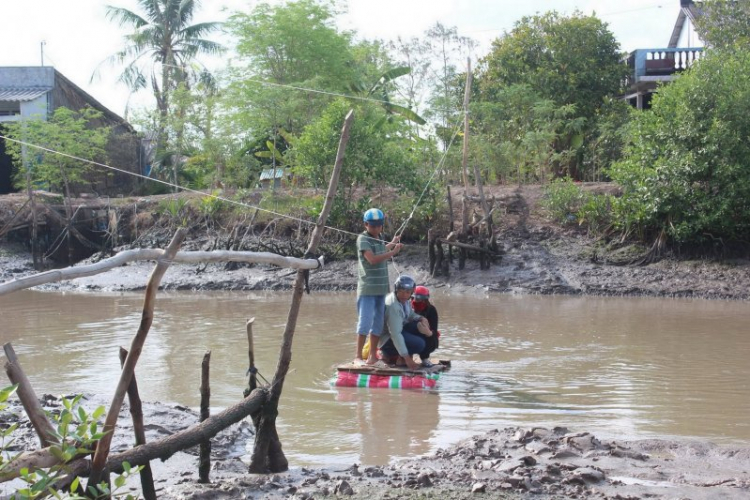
xmin=2 ymin=290 xmax=749 ymax=468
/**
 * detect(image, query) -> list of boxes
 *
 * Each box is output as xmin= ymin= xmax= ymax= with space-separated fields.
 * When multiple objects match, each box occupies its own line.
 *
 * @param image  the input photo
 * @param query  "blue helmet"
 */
xmin=394 ymin=275 xmax=416 ymax=292
xmin=363 ymin=208 xmax=384 ymax=225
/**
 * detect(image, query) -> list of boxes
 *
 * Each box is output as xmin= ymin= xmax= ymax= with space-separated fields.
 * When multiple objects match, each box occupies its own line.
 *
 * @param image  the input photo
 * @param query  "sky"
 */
xmin=1 ymin=0 xmax=684 ymax=117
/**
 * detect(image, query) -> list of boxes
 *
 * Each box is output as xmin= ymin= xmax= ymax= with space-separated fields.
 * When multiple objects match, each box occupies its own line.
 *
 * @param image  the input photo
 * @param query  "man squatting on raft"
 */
xmin=355 ymin=208 xmax=403 ymax=365
xmin=377 ymin=275 xmax=434 ymax=370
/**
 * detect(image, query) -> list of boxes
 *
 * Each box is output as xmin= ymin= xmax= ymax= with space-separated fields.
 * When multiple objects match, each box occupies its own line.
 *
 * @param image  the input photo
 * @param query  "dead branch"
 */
xmin=0 ymin=250 xmax=324 ymax=296
xmin=87 ymin=228 xmax=186 ymax=488
xmin=2 ymin=388 xmax=269 ymax=486
xmin=3 ymin=343 xmax=57 ymax=447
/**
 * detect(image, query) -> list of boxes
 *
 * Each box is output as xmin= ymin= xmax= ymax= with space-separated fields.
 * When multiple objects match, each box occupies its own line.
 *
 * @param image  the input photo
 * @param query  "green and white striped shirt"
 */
xmin=356 ymin=231 xmax=390 ymax=297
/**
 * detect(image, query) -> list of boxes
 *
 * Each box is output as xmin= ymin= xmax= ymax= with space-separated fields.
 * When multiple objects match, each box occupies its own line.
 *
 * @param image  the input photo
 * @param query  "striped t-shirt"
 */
xmin=356 ymin=231 xmax=390 ymax=297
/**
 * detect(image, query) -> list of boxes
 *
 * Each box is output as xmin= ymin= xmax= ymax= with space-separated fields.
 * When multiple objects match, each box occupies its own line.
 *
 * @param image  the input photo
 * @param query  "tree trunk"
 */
xmin=3 ymin=343 xmax=57 ymax=447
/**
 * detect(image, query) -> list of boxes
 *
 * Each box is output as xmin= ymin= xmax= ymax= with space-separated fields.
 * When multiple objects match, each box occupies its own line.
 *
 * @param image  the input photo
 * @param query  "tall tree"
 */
xmin=226 ymin=0 xmax=361 ymax=146
xmin=103 ymin=0 xmax=224 ymax=159
xmin=478 ymin=11 xmax=627 ymax=180
xmin=425 ymin=23 xmax=476 ymax=151
xmin=694 ymin=0 xmax=750 ymax=50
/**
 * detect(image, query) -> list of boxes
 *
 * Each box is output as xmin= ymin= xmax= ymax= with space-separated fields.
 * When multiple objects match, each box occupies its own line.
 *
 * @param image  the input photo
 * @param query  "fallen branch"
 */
xmin=0 ymin=250 xmax=325 ymax=296
xmin=3 ymin=343 xmax=58 ymax=447
xmin=1 ymin=388 xmax=269 ymax=485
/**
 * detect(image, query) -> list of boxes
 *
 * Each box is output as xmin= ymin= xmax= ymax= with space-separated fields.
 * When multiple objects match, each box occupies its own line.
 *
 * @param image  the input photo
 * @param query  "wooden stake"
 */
xmin=246 ymin=318 xmax=257 ymax=393
xmin=428 ymin=229 xmax=436 ymax=276
xmin=198 ymin=351 xmax=211 ymax=483
xmin=119 ymin=348 xmax=156 ymax=500
xmin=88 ymin=228 xmax=186 ymax=489
xmin=3 ymin=343 xmax=57 ymax=447
xmin=249 ymin=110 xmax=354 ymax=473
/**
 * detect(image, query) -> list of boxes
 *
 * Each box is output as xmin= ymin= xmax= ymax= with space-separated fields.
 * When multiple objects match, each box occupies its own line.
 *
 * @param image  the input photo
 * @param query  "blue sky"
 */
xmin=2 ymin=0 xmax=684 ymax=117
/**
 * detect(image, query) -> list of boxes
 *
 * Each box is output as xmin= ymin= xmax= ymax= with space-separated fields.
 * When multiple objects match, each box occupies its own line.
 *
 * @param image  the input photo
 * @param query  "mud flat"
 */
xmin=3 ymin=396 xmax=748 ymax=499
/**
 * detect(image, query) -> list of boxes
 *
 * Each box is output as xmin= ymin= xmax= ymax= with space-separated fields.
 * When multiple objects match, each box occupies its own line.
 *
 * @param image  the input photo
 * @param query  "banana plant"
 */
xmin=350 ymin=67 xmax=427 ymax=126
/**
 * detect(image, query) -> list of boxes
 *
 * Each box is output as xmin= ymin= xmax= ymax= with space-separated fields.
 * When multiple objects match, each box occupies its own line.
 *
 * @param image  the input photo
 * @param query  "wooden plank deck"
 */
xmin=336 ymin=359 xmax=451 ymax=377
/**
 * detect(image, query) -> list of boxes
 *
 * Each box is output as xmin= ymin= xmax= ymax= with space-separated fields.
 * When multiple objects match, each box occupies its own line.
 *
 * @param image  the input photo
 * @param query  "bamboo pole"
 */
xmin=119 ymin=348 xmax=156 ymax=500
xmin=87 ymin=228 xmax=186 ymax=489
xmin=3 ymin=343 xmax=57 ymax=447
xmin=198 ymin=351 xmax=211 ymax=483
xmin=0 ymin=250 xmax=324 ymax=296
xmin=249 ymin=109 xmax=354 ymax=473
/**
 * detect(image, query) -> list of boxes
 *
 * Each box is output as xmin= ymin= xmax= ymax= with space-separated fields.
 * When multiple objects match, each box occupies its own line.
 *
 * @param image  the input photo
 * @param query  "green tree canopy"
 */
xmin=477 ymin=11 xmax=627 ymax=180
xmin=479 ymin=11 xmax=625 ymax=119
xmin=229 ymin=0 xmax=355 ymax=88
xmin=5 ymin=107 xmax=109 ymax=197
xmin=694 ymin=0 xmax=750 ymax=50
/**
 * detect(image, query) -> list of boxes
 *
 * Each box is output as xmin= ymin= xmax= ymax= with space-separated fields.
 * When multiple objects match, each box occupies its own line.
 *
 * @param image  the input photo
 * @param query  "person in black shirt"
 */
xmin=407 ymin=285 xmax=439 ymax=367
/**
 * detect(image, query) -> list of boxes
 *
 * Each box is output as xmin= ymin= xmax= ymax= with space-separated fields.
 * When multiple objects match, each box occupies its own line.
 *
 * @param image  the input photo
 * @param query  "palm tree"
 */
xmin=103 ymin=0 xmax=224 ymax=159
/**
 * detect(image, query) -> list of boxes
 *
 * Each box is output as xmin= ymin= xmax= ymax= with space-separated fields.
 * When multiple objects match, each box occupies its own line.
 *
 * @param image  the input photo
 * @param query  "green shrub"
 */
xmin=542 ymin=178 xmax=588 ymax=224
xmin=577 ymin=194 xmax=613 ymax=235
xmin=610 ymin=49 xmax=750 ymax=246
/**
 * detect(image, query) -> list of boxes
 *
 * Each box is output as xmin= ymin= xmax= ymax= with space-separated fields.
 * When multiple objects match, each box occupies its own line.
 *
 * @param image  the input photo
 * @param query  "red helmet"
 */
xmin=413 ymin=285 xmax=430 ymax=301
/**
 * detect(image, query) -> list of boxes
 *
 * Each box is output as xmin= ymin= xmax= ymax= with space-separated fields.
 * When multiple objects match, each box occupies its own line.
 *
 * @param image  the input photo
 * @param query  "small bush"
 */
xmin=542 ymin=178 xmax=588 ymax=224
xmin=577 ymin=194 xmax=614 ymax=235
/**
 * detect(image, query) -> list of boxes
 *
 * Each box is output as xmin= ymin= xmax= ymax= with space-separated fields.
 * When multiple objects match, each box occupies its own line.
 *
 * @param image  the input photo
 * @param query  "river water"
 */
xmin=2 ymin=290 xmax=749 ymax=467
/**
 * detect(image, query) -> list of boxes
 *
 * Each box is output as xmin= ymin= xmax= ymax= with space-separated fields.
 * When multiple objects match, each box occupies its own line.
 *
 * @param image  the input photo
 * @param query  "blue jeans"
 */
xmin=356 ymin=295 xmax=385 ymax=336
xmin=380 ymin=325 xmax=427 ymax=357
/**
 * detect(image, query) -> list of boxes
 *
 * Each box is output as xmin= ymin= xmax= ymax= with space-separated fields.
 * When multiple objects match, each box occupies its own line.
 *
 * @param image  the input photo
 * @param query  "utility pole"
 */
xmin=40 ymin=41 xmax=46 ymax=66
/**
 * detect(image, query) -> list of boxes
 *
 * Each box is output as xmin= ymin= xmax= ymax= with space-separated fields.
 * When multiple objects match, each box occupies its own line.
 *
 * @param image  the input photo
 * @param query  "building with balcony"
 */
xmin=623 ymin=0 xmax=705 ymax=109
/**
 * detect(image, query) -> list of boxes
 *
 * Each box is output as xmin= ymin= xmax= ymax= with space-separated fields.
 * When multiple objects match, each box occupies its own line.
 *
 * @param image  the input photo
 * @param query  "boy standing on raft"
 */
xmin=355 ymin=208 xmax=402 ymax=365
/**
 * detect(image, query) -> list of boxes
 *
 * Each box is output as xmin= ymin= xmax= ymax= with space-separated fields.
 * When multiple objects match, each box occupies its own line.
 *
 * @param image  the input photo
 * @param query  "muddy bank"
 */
xmin=3 ymin=224 xmax=750 ymax=301
xmin=3 ymin=185 xmax=750 ymax=299
xmin=3 ymin=395 xmax=749 ymax=499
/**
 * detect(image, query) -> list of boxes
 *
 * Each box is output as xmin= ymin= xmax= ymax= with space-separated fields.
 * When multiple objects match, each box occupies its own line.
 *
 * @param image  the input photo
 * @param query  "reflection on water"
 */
xmin=2 ymin=289 xmax=749 ymax=467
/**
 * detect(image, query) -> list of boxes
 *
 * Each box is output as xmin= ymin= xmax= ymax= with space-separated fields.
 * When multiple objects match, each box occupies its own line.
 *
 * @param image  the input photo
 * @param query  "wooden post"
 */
xmin=198 ymin=351 xmax=211 ymax=483
xmin=119 ymin=348 xmax=156 ymax=500
xmin=434 ymin=241 xmax=445 ymax=277
xmin=87 ymin=228 xmax=186 ymax=490
xmin=246 ymin=318 xmax=257 ymax=393
xmin=461 ymin=195 xmax=469 ymax=237
xmin=249 ymin=110 xmax=354 ymax=474
xmin=428 ymin=230 xmax=436 ymax=276
xmin=446 ymin=186 xmax=454 ymax=262
xmin=461 ymin=57 xmax=472 ymax=192
xmin=3 ymin=343 xmax=57 ymax=447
